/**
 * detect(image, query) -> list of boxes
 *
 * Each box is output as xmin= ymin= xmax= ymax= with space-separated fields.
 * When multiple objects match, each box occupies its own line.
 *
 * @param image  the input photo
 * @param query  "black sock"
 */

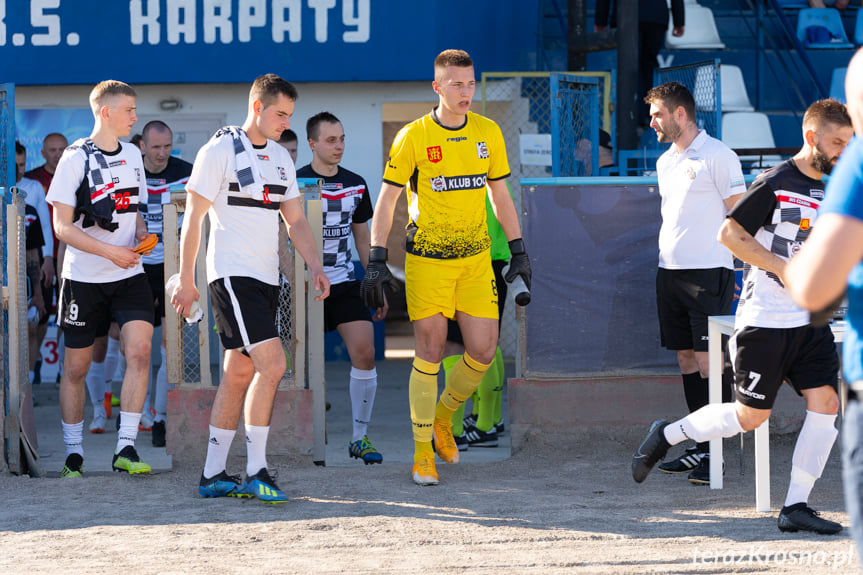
xmin=682 ymin=372 xmax=709 ymax=413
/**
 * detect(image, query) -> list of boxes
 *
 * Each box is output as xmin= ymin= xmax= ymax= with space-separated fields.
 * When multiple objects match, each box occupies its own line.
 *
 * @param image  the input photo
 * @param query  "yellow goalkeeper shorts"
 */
xmin=405 ymin=250 xmax=499 ymax=322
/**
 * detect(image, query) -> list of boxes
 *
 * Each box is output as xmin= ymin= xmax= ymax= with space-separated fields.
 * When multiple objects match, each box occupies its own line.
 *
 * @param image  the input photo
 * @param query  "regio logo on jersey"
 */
xmin=789 ymin=240 xmax=803 ymax=256
xmin=427 ymin=146 xmax=443 ymax=163
xmin=476 ymin=141 xmax=488 ymax=159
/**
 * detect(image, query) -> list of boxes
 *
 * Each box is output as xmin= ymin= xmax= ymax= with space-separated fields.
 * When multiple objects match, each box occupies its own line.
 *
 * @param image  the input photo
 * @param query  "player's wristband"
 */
xmin=508 ymin=238 xmax=526 ymax=255
xmin=369 ymin=246 xmax=388 ymax=263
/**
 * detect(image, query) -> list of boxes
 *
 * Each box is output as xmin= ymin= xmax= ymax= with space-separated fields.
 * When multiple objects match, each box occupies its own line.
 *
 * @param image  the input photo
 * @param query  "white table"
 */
xmin=707 ymin=315 xmax=846 ymax=512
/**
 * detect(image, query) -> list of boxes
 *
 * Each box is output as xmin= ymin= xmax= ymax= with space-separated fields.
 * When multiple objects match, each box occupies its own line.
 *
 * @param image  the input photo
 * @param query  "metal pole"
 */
xmin=617 ymin=0 xmax=639 ymax=151
xmin=567 ymin=0 xmax=587 ymax=71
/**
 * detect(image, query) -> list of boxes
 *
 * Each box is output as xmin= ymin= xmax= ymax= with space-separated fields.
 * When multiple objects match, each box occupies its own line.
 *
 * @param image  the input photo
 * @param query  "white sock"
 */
xmin=203 ymin=426 xmax=237 ymax=479
xmin=85 ymin=360 xmax=106 ymax=407
xmin=349 ymin=367 xmax=378 ymax=441
xmin=104 ymin=335 xmax=121 ymax=395
xmin=93 ymin=402 xmax=107 ymax=420
xmin=245 ymin=424 xmax=270 ymax=477
xmin=663 ymin=403 xmax=744 ymax=445
xmin=154 ymin=346 xmax=169 ymax=423
xmin=784 ymin=410 xmax=838 ymax=507
xmin=116 ymin=411 xmax=141 ymax=451
xmin=29 ymin=371 xmax=34 ymax=384
xmin=62 ymin=420 xmax=84 ymax=458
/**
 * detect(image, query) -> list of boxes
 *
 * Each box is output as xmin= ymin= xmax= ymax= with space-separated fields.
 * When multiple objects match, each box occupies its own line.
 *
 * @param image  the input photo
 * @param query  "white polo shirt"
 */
xmin=656 ymin=130 xmax=746 ymax=270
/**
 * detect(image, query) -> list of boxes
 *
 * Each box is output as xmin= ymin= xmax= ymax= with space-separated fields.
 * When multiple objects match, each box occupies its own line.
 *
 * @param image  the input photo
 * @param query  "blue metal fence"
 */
xmin=654 ymin=60 xmax=722 ymax=140
xmin=1 ymin=83 xmax=14 ymax=470
xmin=550 ymin=74 xmax=600 ymax=177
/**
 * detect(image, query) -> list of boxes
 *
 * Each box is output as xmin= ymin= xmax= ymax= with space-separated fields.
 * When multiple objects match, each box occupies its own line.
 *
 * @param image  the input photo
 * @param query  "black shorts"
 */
xmin=729 ymin=324 xmax=839 ymax=410
xmin=209 ymin=276 xmax=279 ymax=351
xmin=447 ymin=259 xmax=508 ymax=345
xmin=59 ymin=274 xmax=155 ymax=349
xmin=143 ymin=263 xmax=165 ymax=327
xmin=656 ymin=267 xmax=734 ymax=352
xmin=324 ymin=281 xmax=371 ymax=333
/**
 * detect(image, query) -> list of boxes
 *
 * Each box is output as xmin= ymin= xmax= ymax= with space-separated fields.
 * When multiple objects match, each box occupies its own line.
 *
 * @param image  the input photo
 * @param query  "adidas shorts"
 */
xmin=656 ymin=267 xmax=734 ymax=352
xmin=405 ymin=250 xmax=498 ymax=322
xmin=728 ymin=324 xmax=839 ymax=410
xmin=59 ymin=274 xmax=154 ymax=349
xmin=208 ymin=276 xmax=279 ymax=351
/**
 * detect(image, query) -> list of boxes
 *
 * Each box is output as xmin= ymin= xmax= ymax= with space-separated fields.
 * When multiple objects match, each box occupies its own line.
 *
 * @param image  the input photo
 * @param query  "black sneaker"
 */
xmin=463 ymin=413 xmax=478 ymax=429
xmin=632 ymin=420 xmax=670 ymax=483
xmin=152 ymin=420 xmax=166 ymax=447
xmin=454 ymin=432 xmax=470 ymax=452
xmin=463 ymin=424 xmax=499 ymax=447
xmin=494 ymin=420 xmax=505 ymax=435
xmin=778 ymin=503 xmax=843 ymax=534
xmin=60 ymin=453 xmax=83 ymax=478
xmin=658 ymin=446 xmax=705 ymax=474
xmin=687 ymin=454 xmax=724 ymax=485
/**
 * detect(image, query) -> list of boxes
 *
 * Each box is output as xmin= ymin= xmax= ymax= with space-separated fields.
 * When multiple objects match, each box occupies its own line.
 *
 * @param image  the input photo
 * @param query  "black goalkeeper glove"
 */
xmin=361 ymin=246 xmax=398 ymax=309
xmin=504 ymin=238 xmax=532 ymax=290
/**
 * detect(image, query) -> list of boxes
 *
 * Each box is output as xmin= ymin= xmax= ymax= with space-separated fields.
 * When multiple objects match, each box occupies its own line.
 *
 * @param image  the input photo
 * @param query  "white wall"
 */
xmin=16 ymin=80 xmax=437 ymax=203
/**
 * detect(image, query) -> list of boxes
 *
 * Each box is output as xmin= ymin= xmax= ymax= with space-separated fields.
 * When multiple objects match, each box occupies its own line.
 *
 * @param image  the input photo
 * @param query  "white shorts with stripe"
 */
xmin=208 ymin=276 xmax=280 ymax=351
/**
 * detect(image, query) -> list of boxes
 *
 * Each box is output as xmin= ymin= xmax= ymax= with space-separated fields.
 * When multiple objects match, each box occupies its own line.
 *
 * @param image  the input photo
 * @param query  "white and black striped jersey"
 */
xmin=47 ymin=141 xmax=148 ymax=283
xmin=296 ymin=164 xmax=372 ymax=286
xmin=139 ymin=156 xmax=193 ymax=265
xmin=187 ymin=133 xmax=299 ymax=286
xmin=729 ymin=159 xmax=823 ymax=329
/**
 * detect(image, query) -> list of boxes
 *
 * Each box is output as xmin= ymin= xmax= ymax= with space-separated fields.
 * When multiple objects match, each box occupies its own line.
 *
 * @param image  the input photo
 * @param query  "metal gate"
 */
xmin=550 ymin=74 xmax=600 ymax=177
xmin=654 ymin=59 xmax=722 ymax=140
xmin=1 ymin=82 xmax=30 ymax=474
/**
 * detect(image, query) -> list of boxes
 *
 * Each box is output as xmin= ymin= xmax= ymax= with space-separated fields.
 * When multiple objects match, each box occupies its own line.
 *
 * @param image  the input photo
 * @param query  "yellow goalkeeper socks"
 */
xmin=436 ymin=352 xmax=491 ymax=422
xmin=409 ymin=357 xmax=440 ymax=446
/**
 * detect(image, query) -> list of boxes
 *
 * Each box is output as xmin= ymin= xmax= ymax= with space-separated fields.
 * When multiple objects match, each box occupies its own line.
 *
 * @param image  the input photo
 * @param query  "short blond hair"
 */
xmin=89 ymin=80 xmax=136 ymax=115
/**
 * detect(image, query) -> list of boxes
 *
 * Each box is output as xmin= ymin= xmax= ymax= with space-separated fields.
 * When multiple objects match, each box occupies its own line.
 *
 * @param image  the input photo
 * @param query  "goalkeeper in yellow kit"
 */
xmin=361 ymin=49 xmax=531 ymax=485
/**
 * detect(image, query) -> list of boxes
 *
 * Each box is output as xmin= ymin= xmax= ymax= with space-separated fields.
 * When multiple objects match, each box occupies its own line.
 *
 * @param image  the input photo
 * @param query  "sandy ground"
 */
xmin=0 ymin=359 xmax=858 ymax=574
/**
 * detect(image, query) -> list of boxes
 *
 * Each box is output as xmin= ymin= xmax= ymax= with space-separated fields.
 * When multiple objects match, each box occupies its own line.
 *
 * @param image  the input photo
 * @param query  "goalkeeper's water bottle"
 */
xmin=502 ymin=264 xmax=531 ymax=306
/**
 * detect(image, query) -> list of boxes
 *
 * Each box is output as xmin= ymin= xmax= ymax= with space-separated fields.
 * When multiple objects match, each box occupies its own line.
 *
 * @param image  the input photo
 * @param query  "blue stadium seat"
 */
xmin=830 ymin=67 xmax=847 ymax=102
xmin=796 ymin=8 xmax=854 ymax=49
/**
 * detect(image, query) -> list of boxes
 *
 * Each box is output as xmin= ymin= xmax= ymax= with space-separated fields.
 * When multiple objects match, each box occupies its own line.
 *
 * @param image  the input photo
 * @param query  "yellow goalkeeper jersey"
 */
xmin=383 ymin=109 xmax=510 ymax=259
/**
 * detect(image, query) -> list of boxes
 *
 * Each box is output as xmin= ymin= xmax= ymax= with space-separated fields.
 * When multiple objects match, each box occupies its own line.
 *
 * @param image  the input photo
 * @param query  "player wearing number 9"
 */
xmin=46 ymin=79 xmax=156 ymax=478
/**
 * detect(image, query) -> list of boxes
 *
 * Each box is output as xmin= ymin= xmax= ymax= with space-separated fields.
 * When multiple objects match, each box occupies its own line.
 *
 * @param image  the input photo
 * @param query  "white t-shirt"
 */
xmin=187 ymin=133 xmax=299 ymax=286
xmin=46 ymin=141 xmax=147 ymax=283
xmin=17 ymin=176 xmax=53 ymax=259
xmin=656 ymin=130 xmax=746 ymax=270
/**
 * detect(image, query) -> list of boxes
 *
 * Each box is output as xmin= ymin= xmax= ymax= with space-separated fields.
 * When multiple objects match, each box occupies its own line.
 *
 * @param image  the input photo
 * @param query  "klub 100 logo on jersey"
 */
xmin=429 ymin=174 xmax=487 ymax=192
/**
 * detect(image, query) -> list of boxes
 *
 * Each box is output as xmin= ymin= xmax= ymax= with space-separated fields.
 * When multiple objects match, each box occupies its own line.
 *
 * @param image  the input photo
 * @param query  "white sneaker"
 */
xmin=139 ymin=412 xmax=154 ymax=432
xmin=90 ymin=414 xmax=107 ymax=434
